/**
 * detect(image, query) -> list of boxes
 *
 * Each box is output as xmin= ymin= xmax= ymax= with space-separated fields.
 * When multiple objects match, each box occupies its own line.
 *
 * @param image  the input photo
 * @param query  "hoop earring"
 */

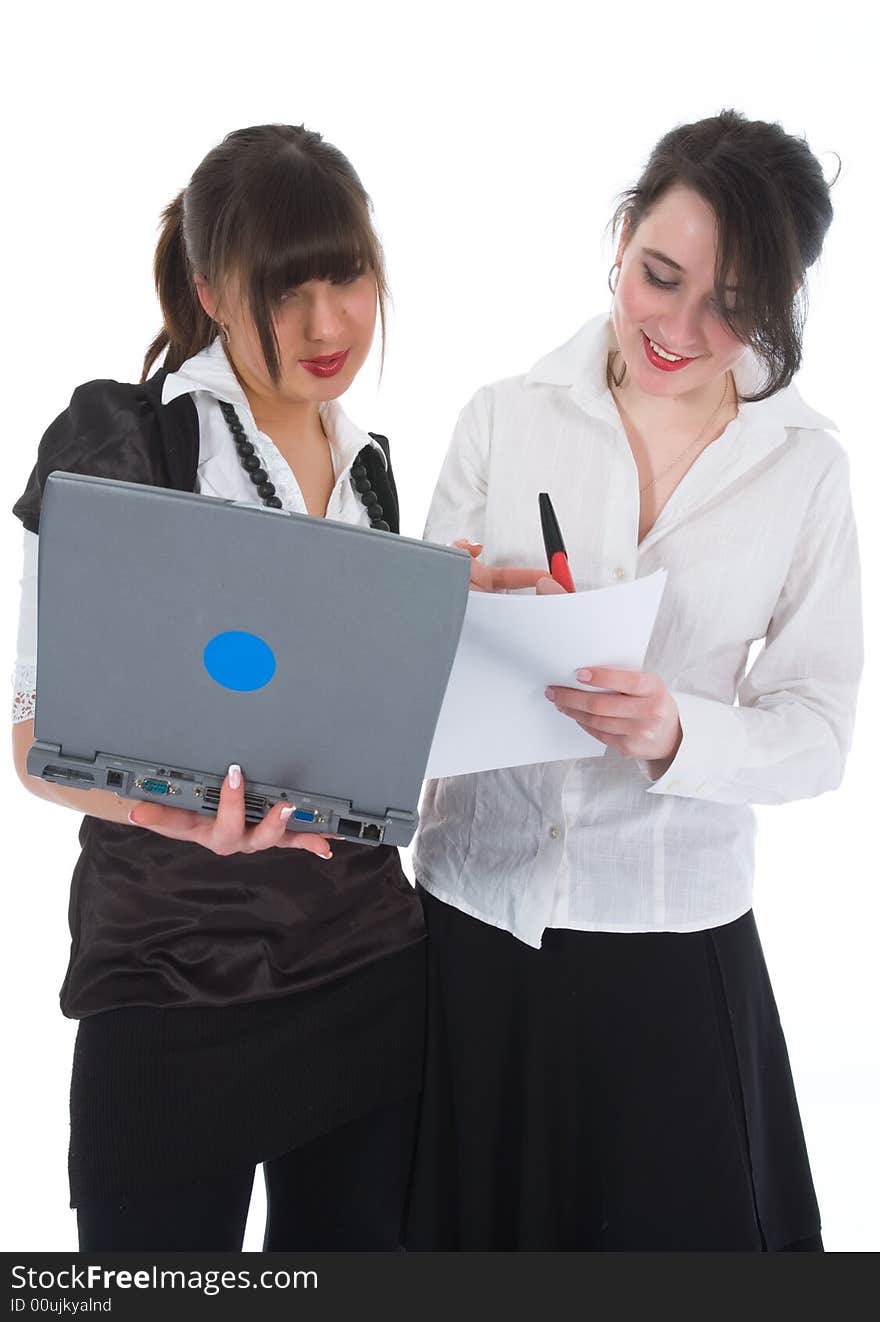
xmin=607 ymin=349 xmax=627 ymax=390
xmin=606 ymin=264 xmax=625 ymax=388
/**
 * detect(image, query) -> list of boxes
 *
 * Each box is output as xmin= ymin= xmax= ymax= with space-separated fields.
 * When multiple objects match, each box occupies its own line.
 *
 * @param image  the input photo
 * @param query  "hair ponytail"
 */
xmin=141 ymin=190 xmax=217 ymax=383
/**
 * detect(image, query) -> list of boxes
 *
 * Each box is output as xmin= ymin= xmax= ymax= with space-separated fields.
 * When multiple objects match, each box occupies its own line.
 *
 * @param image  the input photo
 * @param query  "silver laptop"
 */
xmin=27 ymin=472 xmax=471 ymax=847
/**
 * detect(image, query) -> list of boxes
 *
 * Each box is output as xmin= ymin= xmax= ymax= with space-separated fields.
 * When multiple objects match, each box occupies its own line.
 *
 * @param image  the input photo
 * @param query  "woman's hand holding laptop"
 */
xmin=126 ymin=762 xmax=336 ymax=859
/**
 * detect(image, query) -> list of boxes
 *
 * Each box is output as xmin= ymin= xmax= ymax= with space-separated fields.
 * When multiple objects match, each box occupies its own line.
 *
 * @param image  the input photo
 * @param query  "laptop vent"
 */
xmin=202 ymin=786 xmax=270 ymax=824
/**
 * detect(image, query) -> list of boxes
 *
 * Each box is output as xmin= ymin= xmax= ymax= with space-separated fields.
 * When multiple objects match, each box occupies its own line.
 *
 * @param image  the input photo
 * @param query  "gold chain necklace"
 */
xmin=608 ymin=355 xmax=733 ymax=496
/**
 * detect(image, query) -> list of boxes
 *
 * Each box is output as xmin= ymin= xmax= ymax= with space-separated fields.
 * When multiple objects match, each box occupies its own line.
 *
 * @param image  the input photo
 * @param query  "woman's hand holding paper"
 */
xmin=450 ymin=545 xmax=681 ymax=769
xmin=537 ymin=575 xmax=682 ymax=769
xmin=544 ymin=666 xmax=682 ymax=767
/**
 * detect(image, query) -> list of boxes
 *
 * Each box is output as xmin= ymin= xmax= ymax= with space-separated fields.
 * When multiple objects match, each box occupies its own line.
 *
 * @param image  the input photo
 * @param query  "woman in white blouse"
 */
xmin=405 ymin=110 xmax=863 ymax=1251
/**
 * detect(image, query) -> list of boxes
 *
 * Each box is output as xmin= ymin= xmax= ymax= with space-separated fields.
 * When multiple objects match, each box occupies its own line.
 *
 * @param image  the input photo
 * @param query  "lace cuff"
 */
xmin=12 ymin=662 xmax=36 ymax=724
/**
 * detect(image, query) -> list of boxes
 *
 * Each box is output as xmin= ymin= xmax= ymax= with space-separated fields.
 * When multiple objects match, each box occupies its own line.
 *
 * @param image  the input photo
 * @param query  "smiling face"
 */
xmin=196 ymin=271 xmax=378 ymax=406
xmin=611 ymin=185 xmax=748 ymax=402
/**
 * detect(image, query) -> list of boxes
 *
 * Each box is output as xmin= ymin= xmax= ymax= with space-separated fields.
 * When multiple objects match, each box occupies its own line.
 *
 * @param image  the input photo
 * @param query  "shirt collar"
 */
xmin=161 ymin=334 xmax=250 ymax=408
xmin=523 ymin=313 xmax=837 ymax=434
xmin=161 ymin=336 xmax=387 ymax=469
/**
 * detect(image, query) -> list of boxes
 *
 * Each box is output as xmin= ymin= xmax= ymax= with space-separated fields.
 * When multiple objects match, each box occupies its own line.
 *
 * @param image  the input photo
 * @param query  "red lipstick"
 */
xmin=641 ymin=330 xmax=697 ymax=373
xmin=300 ymin=349 xmax=350 ymax=378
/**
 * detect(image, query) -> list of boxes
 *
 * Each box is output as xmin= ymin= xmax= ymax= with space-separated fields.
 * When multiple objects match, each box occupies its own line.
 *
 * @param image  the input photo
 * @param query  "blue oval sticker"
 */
xmin=203 ymin=631 xmax=276 ymax=692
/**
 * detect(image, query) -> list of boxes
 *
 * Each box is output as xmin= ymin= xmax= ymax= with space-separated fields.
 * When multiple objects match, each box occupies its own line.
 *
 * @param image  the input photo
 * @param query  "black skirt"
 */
xmin=404 ymin=890 xmax=820 ymax=1251
xmin=69 ymin=939 xmax=425 ymax=1208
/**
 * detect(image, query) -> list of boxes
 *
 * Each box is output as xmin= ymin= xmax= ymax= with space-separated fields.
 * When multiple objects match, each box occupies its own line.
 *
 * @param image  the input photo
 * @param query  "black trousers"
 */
xmin=77 ymin=1098 xmax=417 ymax=1252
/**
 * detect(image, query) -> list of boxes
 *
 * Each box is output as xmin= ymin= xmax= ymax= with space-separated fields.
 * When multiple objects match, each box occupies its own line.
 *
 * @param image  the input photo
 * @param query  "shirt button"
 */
xmin=548 ymin=825 xmax=561 ymax=840
xmin=613 ymin=567 xmax=627 ymax=581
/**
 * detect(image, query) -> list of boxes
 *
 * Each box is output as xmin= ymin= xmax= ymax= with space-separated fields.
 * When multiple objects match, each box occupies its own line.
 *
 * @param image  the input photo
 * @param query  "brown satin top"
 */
xmin=62 ymin=819 xmax=423 ymax=1017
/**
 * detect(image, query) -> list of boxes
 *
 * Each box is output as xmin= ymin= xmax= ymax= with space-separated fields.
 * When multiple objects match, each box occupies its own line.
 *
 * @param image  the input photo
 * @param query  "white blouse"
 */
xmin=13 ymin=337 xmax=384 ymax=722
xmin=413 ymin=314 xmax=864 ymax=943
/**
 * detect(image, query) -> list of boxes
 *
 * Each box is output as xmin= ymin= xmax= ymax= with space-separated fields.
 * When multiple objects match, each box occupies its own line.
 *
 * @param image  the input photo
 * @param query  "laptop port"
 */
xmin=106 ymin=769 xmax=125 ymax=789
xmin=293 ymin=808 xmax=318 ymax=823
xmin=44 ymin=766 xmax=95 ymax=787
xmin=142 ymin=778 xmax=171 ymax=795
xmin=336 ymin=817 xmax=361 ymax=837
xmin=201 ymin=785 xmax=268 ymax=822
xmin=361 ymin=824 xmax=384 ymax=843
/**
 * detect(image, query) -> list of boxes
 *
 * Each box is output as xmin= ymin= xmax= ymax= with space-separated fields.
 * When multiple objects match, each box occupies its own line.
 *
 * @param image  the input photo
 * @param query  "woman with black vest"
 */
xmin=12 ymin=123 xmax=424 ymax=1251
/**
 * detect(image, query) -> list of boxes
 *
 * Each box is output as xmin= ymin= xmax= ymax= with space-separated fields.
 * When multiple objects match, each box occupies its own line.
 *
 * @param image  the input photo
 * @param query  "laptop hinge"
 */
xmin=27 ymin=741 xmax=102 ymax=790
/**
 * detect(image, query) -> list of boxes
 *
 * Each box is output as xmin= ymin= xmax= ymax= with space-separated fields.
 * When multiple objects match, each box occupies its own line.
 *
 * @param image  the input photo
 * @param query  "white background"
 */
xmin=2 ymin=0 xmax=876 ymax=1252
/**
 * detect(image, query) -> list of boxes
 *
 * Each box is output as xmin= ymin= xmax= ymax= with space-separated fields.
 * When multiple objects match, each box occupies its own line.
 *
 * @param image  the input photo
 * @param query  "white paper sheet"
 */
xmin=425 ymin=570 xmax=667 ymax=778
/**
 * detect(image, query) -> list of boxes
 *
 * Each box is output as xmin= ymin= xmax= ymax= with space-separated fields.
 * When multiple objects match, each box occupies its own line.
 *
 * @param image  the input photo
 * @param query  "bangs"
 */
xmin=208 ymin=143 xmax=384 ymax=382
xmin=253 ymin=169 xmax=374 ymax=296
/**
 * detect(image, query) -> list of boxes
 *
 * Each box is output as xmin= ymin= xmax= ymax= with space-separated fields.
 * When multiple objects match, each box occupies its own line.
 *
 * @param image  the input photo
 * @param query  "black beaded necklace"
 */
xmin=217 ymin=399 xmax=390 ymax=530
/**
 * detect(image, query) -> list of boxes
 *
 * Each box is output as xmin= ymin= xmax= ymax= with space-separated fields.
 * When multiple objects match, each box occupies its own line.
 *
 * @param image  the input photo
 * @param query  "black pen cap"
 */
xmin=539 ymin=491 xmax=567 ymax=557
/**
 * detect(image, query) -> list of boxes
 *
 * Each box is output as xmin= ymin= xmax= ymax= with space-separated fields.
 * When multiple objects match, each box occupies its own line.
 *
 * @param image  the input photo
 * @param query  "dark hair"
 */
xmin=609 ymin=109 xmax=837 ymax=401
xmin=142 ymin=124 xmax=388 ymax=384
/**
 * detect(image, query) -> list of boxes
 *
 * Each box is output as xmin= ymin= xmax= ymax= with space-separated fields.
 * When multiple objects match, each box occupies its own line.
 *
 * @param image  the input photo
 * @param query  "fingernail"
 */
xmin=545 ymin=687 xmax=556 ymax=700
xmin=227 ymin=764 xmax=242 ymax=789
xmin=576 ymin=669 xmax=593 ymax=683
xmin=279 ymin=806 xmax=294 ymax=822
xmin=128 ymin=809 xmax=141 ymax=826
xmin=321 ymin=851 xmax=333 ymax=860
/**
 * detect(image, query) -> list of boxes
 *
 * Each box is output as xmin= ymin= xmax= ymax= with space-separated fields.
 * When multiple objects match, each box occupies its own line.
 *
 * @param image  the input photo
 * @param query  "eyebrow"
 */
xmin=642 ymin=247 xmax=739 ymax=292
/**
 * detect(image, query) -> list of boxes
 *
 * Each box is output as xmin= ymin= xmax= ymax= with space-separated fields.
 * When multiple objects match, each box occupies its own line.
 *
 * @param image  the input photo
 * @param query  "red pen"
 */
xmin=539 ymin=492 xmax=576 ymax=593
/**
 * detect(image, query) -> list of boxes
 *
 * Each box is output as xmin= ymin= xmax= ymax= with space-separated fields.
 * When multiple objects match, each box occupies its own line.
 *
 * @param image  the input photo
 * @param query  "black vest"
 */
xmin=14 ymin=368 xmax=400 ymax=535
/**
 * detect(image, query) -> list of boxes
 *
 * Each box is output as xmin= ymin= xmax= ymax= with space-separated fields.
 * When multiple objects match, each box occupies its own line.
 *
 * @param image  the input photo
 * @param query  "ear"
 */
xmin=193 ymin=272 xmax=218 ymax=320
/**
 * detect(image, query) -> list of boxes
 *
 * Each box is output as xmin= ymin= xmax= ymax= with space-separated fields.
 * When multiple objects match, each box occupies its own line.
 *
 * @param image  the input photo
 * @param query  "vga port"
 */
xmin=142 ymin=778 xmax=171 ymax=795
